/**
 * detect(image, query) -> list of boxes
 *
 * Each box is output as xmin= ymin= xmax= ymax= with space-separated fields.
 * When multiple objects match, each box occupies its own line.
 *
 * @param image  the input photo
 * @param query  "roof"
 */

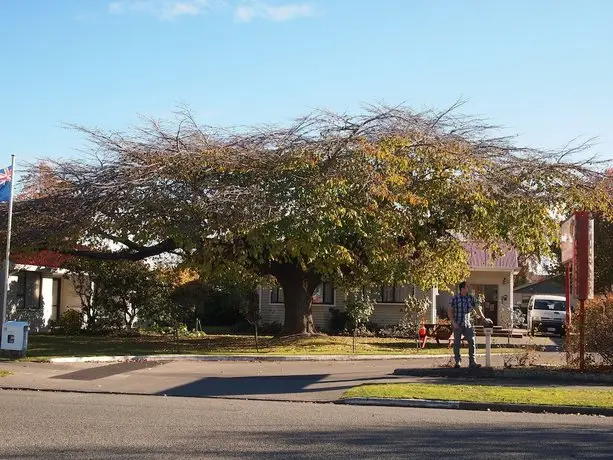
xmin=11 ymin=250 xmax=74 ymax=269
xmin=514 ymin=275 xmax=565 ymax=295
xmin=463 ymin=242 xmax=519 ymax=270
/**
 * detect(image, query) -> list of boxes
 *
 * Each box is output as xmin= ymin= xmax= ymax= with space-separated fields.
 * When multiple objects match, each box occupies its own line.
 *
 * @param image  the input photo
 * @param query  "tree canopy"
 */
xmin=7 ymin=104 xmax=613 ymax=334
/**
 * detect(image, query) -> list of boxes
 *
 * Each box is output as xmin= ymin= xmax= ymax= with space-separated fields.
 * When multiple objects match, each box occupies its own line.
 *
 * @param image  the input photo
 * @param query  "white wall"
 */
xmin=259 ymin=272 xmax=516 ymax=329
xmin=259 ymin=284 xmax=434 ymax=329
xmin=60 ymin=277 xmax=82 ymax=315
xmin=40 ymin=277 xmax=54 ymax=326
xmin=466 ymin=270 xmax=515 ymax=327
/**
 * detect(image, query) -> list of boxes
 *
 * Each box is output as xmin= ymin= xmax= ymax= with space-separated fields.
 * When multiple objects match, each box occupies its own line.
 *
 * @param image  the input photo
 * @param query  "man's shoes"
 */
xmin=469 ymin=362 xmax=482 ymax=369
xmin=454 ymin=363 xmax=461 ymax=369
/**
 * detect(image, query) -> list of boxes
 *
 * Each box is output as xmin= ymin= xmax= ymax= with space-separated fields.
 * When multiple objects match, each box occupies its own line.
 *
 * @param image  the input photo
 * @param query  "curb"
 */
xmin=340 ymin=397 xmax=613 ymax=417
xmin=46 ymin=352 xmax=509 ymax=364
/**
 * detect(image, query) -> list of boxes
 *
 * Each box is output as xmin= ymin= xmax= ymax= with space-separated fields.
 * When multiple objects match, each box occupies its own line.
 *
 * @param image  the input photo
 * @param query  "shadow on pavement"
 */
xmin=1 ymin=424 xmax=611 ymax=459
xmin=51 ymin=361 xmax=163 ymax=381
xmin=156 ymin=373 xmax=399 ymax=398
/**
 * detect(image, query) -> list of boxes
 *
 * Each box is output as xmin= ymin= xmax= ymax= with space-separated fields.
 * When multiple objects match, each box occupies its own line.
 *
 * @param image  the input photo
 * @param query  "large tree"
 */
xmin=6 ymin=105 xmax=613 ymax=335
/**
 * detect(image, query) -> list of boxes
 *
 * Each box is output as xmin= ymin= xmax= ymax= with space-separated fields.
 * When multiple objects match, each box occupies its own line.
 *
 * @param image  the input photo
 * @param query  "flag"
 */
xmin=0 ymin=166 xmax=13 ymax=203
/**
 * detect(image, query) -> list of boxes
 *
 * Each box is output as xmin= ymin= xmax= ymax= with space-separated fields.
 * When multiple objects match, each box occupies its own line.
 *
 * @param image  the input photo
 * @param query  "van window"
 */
xmin=534 ymin=300 xmax=566 ymax=311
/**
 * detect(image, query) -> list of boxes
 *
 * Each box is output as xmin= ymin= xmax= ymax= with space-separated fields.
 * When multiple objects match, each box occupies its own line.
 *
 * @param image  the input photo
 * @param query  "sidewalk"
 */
xmin=0 ymin=357 xmax=443 ymax=401
xmin=0 ymin=351 xmax=577 ymax=399
xmin=0 ymin=352 xmax=610 ymax=416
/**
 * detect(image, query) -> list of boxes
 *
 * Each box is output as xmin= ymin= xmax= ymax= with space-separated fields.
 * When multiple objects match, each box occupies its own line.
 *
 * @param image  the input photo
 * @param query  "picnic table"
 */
xmin=419 ymin=322 xmax=454 ymax=348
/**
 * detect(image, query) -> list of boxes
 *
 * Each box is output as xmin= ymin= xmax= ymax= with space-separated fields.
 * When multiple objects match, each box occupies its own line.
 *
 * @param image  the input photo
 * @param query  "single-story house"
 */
xmin=259 ymin=243 xmax=520 ymax=329
xmin=2 ymin=251 xmax=83 ymax=331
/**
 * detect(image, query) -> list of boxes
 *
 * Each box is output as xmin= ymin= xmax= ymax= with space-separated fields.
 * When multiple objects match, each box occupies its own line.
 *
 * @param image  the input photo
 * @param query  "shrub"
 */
xmin=566 ymin=293 xmax=613 ymax=367
xmin=344 ymin=289 xmax=375 ymax=331
xmin=328 ymin=308 xmax=349 ymax=334
xmin=56 ymin=309 xmax=83 ymax=335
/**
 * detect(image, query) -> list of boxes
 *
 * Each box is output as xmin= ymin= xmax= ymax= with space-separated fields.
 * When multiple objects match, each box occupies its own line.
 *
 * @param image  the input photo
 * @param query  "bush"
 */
xmin=328 ymin=308 xmax=349 ymax=334
xmin=567 ymin=293 xmax=613 ymax=367
xmin=344 ymin=289 xmax=375 ymax=331
xmin=56 ymin=309 xmax=83 ymax=335
xmin=327 ymin=308 xmax=380 ymax=336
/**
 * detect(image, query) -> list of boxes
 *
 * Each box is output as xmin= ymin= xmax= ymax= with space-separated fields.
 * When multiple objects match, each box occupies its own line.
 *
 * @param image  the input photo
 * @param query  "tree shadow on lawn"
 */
xmin=366 ymin=341 xmax=446 ymax=350
xmin=24 ymin=334 xmax=268 ymax=357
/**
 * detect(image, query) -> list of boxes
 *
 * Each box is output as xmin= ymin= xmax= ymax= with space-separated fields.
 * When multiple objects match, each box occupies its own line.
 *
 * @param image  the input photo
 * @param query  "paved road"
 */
xmin=0 ymin=390 xmax=610 ymax=459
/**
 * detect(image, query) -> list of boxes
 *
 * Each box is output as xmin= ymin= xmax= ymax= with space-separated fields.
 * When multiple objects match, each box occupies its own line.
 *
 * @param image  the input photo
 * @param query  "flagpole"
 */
xmin=1 ymin=154 xmax=16 ymax=337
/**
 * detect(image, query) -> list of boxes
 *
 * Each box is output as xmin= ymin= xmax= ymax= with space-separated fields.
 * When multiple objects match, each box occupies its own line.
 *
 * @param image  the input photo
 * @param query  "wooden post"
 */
xmin=579 ymin=299 xmax=585 ymax=371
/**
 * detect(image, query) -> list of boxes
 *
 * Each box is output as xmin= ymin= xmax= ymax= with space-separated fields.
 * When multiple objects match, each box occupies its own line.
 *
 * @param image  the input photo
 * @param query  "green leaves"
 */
xmin=10 ymin=105 xmax=612 ymax=305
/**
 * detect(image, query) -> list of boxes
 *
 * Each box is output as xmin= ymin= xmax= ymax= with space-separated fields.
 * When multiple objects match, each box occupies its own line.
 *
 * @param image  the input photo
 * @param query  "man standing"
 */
xmin=447 ymin=281 xmax=491 ymax=368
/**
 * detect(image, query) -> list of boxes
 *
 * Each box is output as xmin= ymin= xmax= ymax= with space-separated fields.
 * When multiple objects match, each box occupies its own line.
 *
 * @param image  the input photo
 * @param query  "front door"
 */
xmin=474 ymin=284 xmax=498 ymax=325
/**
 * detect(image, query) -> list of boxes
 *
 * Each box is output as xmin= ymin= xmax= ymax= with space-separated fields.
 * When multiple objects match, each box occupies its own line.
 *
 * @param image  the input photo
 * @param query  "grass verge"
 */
xmin=13 ymin=334 xmax=520 ymax=360
xmin=342 ymin=383 xmax=613 ymax=408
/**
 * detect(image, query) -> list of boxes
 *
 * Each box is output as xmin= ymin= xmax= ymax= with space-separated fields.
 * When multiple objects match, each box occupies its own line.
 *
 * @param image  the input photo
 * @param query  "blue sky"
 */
xmin=1 ymin=0 xmax=612 ymax=170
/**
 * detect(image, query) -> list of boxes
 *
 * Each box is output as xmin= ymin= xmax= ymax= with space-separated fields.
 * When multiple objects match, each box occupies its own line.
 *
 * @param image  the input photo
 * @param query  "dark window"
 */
xmin=271 ymin=283 xmax=334 ymax=305
xmin=534 ymin=300 xmax=566 ymax=311
xmin=312 ymin=282 xmax=334 ymax=305
xmin=270 ymin=287 xmax=284 ymax=304
xmin=375 ymin=284 xmax=408 ymax=303
xmin=15 ymin=271 xmax=42 ymax=309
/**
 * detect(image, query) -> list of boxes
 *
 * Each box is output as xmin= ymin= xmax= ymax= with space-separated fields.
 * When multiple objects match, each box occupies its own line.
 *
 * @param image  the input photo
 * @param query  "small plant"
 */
xmin=566 ymin=293 xmax=613 ymax=368
xmin=57 ymin=309 xmax=83 ymax=335
xmin=328 ymin=308 xmax=349 ymax=334
xmin=344 ymin=288 xmax=376 ymax=352
xmin=503 ymin=345 xmax=537 ymax=368
xmin=475 ymin=293 xmax=486 ymax=309
xmin=512 ymin=307 xmax=526 ymax=328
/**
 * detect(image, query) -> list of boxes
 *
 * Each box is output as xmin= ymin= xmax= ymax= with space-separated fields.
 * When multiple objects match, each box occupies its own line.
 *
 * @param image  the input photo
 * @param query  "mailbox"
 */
xmin=1 ymin=321 xmax=29 ymax=354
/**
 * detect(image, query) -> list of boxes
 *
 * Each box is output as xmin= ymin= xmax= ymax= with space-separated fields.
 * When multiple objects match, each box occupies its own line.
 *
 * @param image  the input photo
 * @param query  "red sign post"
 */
xmin=562 ymin=211 xmax=594 ymax=371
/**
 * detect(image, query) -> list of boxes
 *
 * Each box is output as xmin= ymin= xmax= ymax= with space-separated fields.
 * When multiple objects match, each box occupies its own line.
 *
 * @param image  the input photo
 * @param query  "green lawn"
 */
xmin=18 ymin=333 xmax=519 ymax=360
xmin=343 ymin=383 xmax=613 ymax=408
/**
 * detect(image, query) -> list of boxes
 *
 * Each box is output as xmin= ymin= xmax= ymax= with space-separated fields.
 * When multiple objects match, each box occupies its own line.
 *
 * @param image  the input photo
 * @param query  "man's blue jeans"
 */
xmin=454 ymin=326 xmax=476 ymax=365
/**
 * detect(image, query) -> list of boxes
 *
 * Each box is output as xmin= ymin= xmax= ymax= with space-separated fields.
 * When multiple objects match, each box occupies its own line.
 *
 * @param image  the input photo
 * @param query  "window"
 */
xmin=270 ymin=287 xmax=284 ymax=304
xmin=15 ymin=271 xmax=42 ymax=309
xmin=534 ymin=300 xmax=566 ymax=311
xmin=374 ymin=284 xmax=410 ymax=303
xmin=270 ymin=282 xmax=334 ymax=304
xmin=312 ymin=282 xmax=334 ymax=305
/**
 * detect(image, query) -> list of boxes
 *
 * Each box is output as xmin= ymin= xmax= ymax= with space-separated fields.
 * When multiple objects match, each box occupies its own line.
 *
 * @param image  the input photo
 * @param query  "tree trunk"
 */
xmin=277 ymin=269 xmax=319 ymax=336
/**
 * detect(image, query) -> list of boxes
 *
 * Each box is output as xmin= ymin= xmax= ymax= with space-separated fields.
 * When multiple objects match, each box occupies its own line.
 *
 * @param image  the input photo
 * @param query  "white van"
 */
xmin=527 ymin=295 xmax=567 ymax=336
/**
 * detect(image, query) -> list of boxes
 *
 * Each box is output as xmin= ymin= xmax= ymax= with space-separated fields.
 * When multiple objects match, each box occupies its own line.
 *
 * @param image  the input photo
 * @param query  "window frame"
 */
xmin=15 ymin=271 xmax=42 ymax=310
xmin=270 ymin=282 xmax=335 ymax=305
xmin=375 ymin=284 xmax=405 ymax=303
xmin=312 ymin=282 xmax=334 ymax=305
